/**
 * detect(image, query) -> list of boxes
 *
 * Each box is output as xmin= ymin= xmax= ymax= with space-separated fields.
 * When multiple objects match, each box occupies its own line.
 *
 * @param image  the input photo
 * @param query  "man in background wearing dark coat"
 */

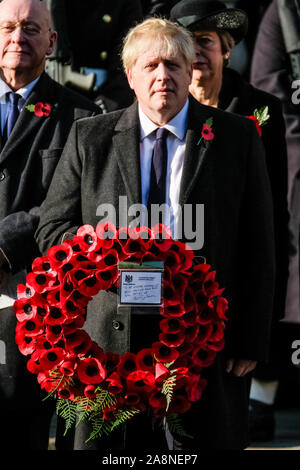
xmin=0 ymin=0 xmax=100 ymax=451
xmin=36 ymin=17 xmax=275 ymax=450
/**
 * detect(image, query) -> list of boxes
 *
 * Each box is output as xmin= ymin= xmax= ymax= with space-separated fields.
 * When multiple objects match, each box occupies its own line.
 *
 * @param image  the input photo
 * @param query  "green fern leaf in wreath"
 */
xmin=110 ymin=407 xmax=140 ymax=432
xmin=94 ymin=387 xmax=117 ymax=411
xmin=75 ymin=397 xmax=99 ymax=426
xmin=162 ymin=370 xmax=177 ymax=411
xmin=56 ymin=399 xmax=78 ymax=436
xmin=166 ymin=413 xmax=193 ymax=439
xmin=85 ymin=413 xmax=113 ymax=443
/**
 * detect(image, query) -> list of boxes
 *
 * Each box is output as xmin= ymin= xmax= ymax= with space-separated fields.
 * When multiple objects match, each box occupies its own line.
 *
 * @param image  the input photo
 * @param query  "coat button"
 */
xmin=0 ymin=171 xmax=5 ymax=181
xmin=112 ymin=320 xmax=120 ymax=330
xmin=100 ymin=51 xmax=108 ymax=61
xmin=102 ymin=14 xmax=112 ymax=23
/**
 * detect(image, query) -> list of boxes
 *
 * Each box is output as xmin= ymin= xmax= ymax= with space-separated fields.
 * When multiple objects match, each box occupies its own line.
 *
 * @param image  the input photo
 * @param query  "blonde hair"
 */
xmin=122 ymin=18 xmax=195 ymax=71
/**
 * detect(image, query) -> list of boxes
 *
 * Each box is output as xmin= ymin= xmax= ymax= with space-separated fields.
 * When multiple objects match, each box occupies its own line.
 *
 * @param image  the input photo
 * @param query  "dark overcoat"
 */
xmin=250 ymin=0 xmax=300 ymax=324
xmin=36 ymin=96 xmax=275 ymax=450
xmin=0 ymin=72 xmax=100 ymax=448
xmin=220 ymin=67 xmax=289 ymax=323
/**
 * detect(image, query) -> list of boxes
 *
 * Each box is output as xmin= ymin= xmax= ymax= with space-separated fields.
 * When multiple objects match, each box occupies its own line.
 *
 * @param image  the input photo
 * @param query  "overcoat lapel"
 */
xmin=0 ymin=73 xmax=57 ymax=165
xmin=113 ymin=101 xmax=142 ymax=206
xmin=179 ymin=96 xmax=215 ymax=205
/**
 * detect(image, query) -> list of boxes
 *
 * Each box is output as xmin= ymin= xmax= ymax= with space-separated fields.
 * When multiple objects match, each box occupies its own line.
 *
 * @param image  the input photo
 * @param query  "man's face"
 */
xmin=0 ymin=0 xmax=56 ymax=78
xmin=126 ymin=44 xmax=192 ymax=125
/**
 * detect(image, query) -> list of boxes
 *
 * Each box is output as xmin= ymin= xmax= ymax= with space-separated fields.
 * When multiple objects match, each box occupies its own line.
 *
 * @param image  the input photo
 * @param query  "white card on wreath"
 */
xmin=119 ymin=270 xmax=162 ymax=306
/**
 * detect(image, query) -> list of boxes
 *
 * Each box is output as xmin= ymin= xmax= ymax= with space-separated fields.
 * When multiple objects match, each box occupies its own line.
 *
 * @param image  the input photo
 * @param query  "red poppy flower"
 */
xmin=32 ymin=256 xmax=54 ymax=275
xmin=136 ymin=348 xmax=155 ymax=372
xmin=59 ymin=356 xmax=77 ymax=376
xmin=186 ymin=375 xmax=208 ymax=402
xmin=126 ymin=370 xmax=155 ymax=392
xmin=192 ymin=345 xmax=217 ymax=367
xmin=15 ymin=331 xmax=36 ymax=355
xmin=208 ymin=320 xmax=225 ymax=343
xmin=149 ymin=390 xmax=167 ymax=409
xmin=117 ymin=352 xmax=138 ymax=378
xmin=17 ymin=283 xmax=34 ymax=299
xmin=39 ymin=348 xmax=65 ymax=370
xmin=152 ymin=342 xmax=179 ymax=363
xmin=34 ymin=102 xmax=51 ymax=117
xmin=44 ymin=306 xmax=67 ymax=326
xmin=207 ymin=338 xmax=225 ymax=351
xmin=77 ymin=357 xmax=106 ymax=384
xmin=159 ymin=318 xmax=184 ymax=334
xmin=105 ymin=352 xmax=120 ymax=373
xmin=14 ymin=296 xmax=46 ymax=322
xmin=124 ymin=392 xmax=142 ymax=407
xmin=96 ymin=222 xmax=117 ymax=248
xmin=58 ymin=388 xmax=76 ymax=400
xmin=47 ymin=242 xmax=74 ymax=269
xmin=168 ymin=393 xmax=192 ymax=414
xmin=26 ymin=271 xmax=56 ymax=294
xmin=194 ymin=323 xmax=213 ymax=345
xmin=159 ymin=331 xmax=185 ymax=348
xmin=16 ymin=316 xmax=44 ymax=338
xmin=215 ymin=297 xmax=229 ymax=320
xmin=64 ymin=330 xmax=92 ymax=356
xmin=77 ymin=224 xmax=99 ymax=252
xmin=106 ymin=372 xmax=123 ymax=394
xmin=84 ymin=384 xmax=97 ymax=399
xmin=83 ymin=341 xmax=106 ymax=362
xmin=201 ymin=123 xmax=214 ymax=141
xmin=246 ymin=115 xmax=262 ymax=136
xmin=184 ymin=324 xmax=199 ymax=343
xmin=197 ymin=303 xmax=216 ymax=325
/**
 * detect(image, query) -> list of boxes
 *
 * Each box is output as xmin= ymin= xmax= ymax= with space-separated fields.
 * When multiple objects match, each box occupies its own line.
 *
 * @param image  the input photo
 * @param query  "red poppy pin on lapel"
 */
xmin=25 ymin=102 xmax=51 ymax=117
xmin=246 ymin=106 xmax=270 ymax=136
xmin=197 ymin=117 xmax=214 ymax=145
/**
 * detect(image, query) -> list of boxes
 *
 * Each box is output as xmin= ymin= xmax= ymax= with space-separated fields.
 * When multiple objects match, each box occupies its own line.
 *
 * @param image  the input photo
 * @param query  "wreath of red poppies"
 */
xmin=14 ymin=223 xmax=228 ymax=438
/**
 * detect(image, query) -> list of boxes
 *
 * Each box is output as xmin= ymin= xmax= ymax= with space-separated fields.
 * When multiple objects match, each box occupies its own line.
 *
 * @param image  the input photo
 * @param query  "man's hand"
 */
xmin=226 ymin=358 xmax=257 ymax=377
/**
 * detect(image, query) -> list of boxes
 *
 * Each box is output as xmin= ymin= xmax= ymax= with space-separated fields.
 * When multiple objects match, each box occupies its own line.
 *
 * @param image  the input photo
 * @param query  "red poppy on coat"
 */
xmin=106 ymin=372 xmax=123 ymax=394
xmin=201 ymin=123 xmax=214 ymax=141
xmin=126 ymin=370 xmax=155 ymax=392
xmin=117 ymin=352 xmax=138 ymax=378
xmin=39 ymin=348 xmax=65 ymax=370
xmin=192 ymin=345 xmax=217 ymax=367
xmin=152 ymin=342 xmax=179 ymax=363
xmin=246 ymin=115 xmax=262 ymax=136
xmin=77 ymin=357 xmax=106 ymax=384
xmin=136 ymin=348 xmax=155 ymax=372
xmin=34 ymin=102 xmax=51 ymax=117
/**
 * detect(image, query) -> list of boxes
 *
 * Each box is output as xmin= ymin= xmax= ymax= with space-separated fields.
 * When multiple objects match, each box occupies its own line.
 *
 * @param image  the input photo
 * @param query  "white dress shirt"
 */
xmin=0 ymin=76 xmax=40 ymax=309
xmin=0 ymin=76 xmax=40 ymax=133
xmin=139 ymin=100 xmax=189 ymax=237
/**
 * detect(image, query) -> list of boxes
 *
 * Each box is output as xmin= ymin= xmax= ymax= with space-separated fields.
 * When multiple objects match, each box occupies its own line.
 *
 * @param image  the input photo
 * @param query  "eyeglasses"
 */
xmin=0 ymin=22 xmax=50 ymax=37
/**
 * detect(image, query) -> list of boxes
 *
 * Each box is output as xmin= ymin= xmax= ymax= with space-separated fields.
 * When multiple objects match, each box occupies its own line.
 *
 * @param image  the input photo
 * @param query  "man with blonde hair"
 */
xmin=36 ymin=17 xmax=275 ymax=450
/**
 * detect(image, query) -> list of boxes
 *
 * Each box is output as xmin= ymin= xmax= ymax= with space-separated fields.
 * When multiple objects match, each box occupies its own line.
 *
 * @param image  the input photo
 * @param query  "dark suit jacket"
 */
xmin=0 ymin=72 xmax=100 ymax=419
xmin=251 ymin=0 xmax=300 ymax=324
xmin=0 ymin=72 xmax=100 ymax=273
xmin=220 ymin=67 xmax=289 ymax=323
xmin=36 ymin=96 xmax=275 ymax=449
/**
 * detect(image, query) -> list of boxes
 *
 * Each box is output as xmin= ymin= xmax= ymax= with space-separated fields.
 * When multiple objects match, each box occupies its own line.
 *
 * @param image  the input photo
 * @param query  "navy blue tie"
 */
xmin=148 ymin=127 xmax=168 ymax=206
xmin=3 ymin=92 xmax=21 ymax=142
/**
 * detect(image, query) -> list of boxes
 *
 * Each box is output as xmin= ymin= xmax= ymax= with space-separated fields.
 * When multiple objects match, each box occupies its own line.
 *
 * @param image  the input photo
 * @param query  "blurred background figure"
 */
xmin=43 ymin=0 xmax=143 ymax=112
xmin=170 ymin=0 xmax=289 ymax=443
xmin=250 ymin=0 xmax=300 ymax=441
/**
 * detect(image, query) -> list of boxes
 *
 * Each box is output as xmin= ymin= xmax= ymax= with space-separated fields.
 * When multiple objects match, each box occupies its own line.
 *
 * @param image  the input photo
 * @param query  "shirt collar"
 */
xmin=0 ymin=75 xmax=40 ymax=103
xmin=139 ymin=99 xmax=189 ymax=141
